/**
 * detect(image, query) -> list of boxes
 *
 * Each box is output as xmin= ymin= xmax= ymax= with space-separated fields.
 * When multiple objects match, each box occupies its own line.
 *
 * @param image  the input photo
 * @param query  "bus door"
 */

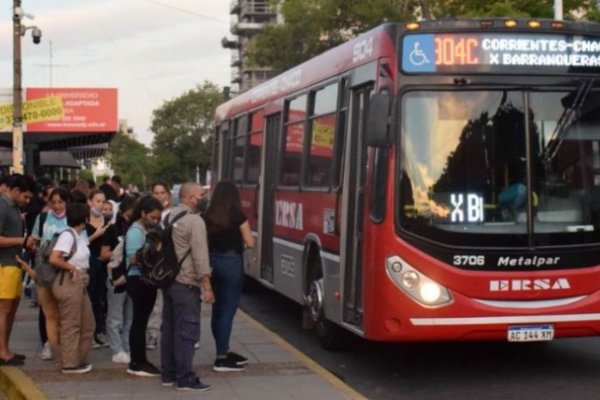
xmin=258 ymin=113 xmax=281 ymax=285
xmin=340 ymin=73 xmax=374 ymax=328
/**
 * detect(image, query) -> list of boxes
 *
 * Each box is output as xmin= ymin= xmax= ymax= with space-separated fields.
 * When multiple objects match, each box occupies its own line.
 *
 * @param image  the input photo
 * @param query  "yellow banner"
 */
xmin=0 ymin=96 xmax=64 ymax=128
xmin=312 ymin=120 xmax=334 ymax=148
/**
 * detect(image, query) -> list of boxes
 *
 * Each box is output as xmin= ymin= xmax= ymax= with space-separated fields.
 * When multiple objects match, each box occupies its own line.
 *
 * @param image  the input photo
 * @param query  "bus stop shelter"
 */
xmin=0 ymin=87 xmax=118 ymax=175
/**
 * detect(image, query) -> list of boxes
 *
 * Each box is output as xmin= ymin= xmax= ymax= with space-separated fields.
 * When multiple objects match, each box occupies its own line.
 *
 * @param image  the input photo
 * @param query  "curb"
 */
xmin=238 ymin=310 xmax=369 ymax=400
xmin=0 ymin=366 xmax=50 ymax=400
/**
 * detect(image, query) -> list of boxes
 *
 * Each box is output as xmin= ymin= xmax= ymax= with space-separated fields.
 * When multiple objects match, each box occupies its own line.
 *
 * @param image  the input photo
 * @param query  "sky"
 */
xmin=0 ymin=0 xmax=231 ymax=146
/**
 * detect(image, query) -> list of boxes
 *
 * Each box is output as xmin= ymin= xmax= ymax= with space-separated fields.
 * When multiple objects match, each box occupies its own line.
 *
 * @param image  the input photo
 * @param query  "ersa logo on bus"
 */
xmin=275 ymin=200 xmax=303 ymax=230
xmin=490 ymin=278 xmax=571 ymax=292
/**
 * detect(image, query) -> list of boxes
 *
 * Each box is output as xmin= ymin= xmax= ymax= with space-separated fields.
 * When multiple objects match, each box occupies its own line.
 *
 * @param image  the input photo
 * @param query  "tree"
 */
xmin=78 ymin=169 xmax=94 ymax=182
xmin=246 ymin=0 xmax=420 ymax=72
xmin=107 ymin=128 xmax=152 ymax=190
xmin=428 ymin=0 xmax=599 ymax=19
xmin=247 ymin=0 xmax=600 ymax=73
xmin=150 ymin=81 xmax=223 ymax=184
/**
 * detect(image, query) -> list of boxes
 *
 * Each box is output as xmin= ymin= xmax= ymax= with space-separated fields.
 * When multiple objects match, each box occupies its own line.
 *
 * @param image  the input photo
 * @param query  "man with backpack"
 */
xmin=160 ymin=182 xmax=214 ymax=392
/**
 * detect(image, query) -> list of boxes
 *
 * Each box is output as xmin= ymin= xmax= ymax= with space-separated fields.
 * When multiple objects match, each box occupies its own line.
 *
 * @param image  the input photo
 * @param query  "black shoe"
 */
xmin=0 ymin=356 xmax=24 ymax=366
xmin=176 ymin=378 xmax=211 ymax=392
xmin=227 ymin=351 xmax=248 ymax=366
xmin=127 ymin=362 xmax=161 ymax=377
xmin=91 ymin=334 xmax=108 ymax=349
xmin=213 ymin=355 xmax=245 ymax=372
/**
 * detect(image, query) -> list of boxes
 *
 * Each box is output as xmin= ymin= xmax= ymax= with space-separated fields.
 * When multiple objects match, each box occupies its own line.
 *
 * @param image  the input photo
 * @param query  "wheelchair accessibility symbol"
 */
xmin=409 ymin=42 xmax=431 ymax=66
xmin=402 ymin=34 xmax=435 ymax=72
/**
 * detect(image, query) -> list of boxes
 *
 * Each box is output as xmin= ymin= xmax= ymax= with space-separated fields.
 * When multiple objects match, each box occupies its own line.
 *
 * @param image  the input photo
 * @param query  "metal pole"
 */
xmin=554 ymin=0 xmax=563 ymax=20
xmin=12 ymin=0 xmax=24 ymax=174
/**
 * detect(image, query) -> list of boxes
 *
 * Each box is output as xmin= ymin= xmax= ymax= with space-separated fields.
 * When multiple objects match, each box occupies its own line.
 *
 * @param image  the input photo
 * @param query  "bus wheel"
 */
xmin=306 ymin=270 xmax=348 ymax=350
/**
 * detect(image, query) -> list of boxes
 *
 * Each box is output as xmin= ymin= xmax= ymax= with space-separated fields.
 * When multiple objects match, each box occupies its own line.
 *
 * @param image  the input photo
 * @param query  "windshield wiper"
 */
xmin=543 ymin=79 xmax=594 ymax=164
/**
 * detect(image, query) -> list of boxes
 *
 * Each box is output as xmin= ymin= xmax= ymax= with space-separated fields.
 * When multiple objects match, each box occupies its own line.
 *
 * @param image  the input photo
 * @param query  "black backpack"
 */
xmin=136 ymin=211 xmax=191 ymax=288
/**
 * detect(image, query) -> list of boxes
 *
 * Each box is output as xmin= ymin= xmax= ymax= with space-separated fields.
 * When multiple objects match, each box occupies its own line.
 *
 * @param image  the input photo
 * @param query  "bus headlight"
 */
xmin=420 ymin=282 xmax=442 ymax=303
xmin=386 ymin=256 xmax=452 ymax=307
xmin=401 ymin=271 xmax=419 ymax=288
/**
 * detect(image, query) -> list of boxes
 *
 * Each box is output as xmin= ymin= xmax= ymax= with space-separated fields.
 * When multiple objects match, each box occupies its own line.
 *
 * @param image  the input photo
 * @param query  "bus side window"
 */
xmin=232 ymin=115 xmax=248 ymax=184
xmin=246 ymin=109 xmax=264 ymax=184
xmin=219 ymin=124 xmax=232 ymax=180
xmin=280 ymin=94 xmax=307 ymax=187
xmin=306 ymin=82 xmax=339 ymax=188
xmin=370 ymin=89 xmax=387 ymax=223
xmin=333 ymin=78 xmax=349 ymax=189
xmin=213 ymin=125 xmax=222 ymax=180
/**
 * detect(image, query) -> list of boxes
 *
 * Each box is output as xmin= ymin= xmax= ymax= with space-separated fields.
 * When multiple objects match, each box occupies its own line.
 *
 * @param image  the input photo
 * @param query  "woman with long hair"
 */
xmin=204 ymin=181 xmax=255 ymax=372
xmin=86 ymin=189 xmax=109 ymax=348
xmin=31 ymin=187 xmax=71 ymax=361
xmin=146 ymin=180 xmax=172 ymax=350
xmin=125 ymin=195 xmax=163 ymax=376
xmin=100 ymin=197 xmax=137 ymax=364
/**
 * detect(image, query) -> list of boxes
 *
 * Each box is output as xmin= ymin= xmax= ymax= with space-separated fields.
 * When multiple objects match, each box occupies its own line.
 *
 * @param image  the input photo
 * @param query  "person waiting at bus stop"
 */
xmin=50 ymin=202 xmax=96 ymax=374
xmin=161 ymin=182 xmax=214 ymax=392
xmin=30 ymin=187 xmax=72 ymax=361
xmin=204 ymin=180 xmax=255 ymax=372
xmin=0 ymin=175 xmax=36 ymax=366
xmin=125 ymin=196 xmax=163 ymax=377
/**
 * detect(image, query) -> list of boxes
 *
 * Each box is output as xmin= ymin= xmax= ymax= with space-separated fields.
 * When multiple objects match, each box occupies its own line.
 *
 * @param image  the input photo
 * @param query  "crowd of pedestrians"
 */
xmin=0 ymin=173 xmax=254 ymax=392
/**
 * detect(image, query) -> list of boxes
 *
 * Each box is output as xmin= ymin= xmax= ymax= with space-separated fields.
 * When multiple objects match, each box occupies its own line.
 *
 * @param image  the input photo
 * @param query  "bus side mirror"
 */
xmin=366 ymin=93 xmax=391 ymax=148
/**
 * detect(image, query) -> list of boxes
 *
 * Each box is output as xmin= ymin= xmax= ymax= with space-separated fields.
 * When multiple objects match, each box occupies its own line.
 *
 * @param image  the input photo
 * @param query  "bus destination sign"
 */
xmin=402 ymin=33 xmax=600 ymax=74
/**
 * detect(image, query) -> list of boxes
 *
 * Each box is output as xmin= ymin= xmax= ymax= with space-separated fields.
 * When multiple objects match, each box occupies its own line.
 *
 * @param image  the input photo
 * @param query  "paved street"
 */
xmin=240 ymin=283 xmax=600 ymax=400
xmin=0 ymin=298 xmax=363 ymax=400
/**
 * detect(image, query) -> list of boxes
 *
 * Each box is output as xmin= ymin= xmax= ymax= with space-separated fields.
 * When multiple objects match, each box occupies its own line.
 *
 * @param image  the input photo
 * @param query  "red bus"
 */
xmin=213 ymin=18 xmax=600 ymax=347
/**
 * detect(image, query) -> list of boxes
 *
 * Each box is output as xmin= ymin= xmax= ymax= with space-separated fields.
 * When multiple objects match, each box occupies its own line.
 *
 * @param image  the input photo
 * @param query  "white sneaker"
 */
xmin=39 ymin=342 xmax=53 ymax=360
xmin=194 ymin=342 xmax=200 ymax=349
xmin=111 ymin=351 xmax=130 ymax=364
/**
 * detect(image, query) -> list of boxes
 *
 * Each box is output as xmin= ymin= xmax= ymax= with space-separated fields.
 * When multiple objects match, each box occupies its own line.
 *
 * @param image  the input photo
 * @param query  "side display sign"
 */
xmin=402 ymin=32 xmax=600 ymax=74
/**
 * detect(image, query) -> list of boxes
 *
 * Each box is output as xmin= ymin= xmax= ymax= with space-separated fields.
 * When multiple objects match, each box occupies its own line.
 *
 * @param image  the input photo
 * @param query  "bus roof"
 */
xmin=215 ymin=23 xmax=396 ymax=122
xmin=216 ymin=18 xmax=600 ymax=122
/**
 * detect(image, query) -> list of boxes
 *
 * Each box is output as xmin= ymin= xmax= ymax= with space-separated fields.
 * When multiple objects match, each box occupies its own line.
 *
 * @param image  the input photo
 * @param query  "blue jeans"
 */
xmin=161 ymin=282 xmax=201 ymax=386
xmin=106 ymin=278 xmax=132 ymax=355
xmin=210 ymin=252 xmax=243 ymax=356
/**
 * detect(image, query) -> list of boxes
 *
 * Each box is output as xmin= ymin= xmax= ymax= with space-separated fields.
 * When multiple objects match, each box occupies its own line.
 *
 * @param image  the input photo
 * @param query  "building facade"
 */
xmin=222 ymin=0 xmax=280 ymax=94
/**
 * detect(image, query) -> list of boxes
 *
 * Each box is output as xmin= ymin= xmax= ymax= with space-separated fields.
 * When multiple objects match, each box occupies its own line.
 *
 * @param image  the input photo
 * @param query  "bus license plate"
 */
xmin=507 ymin=325 xmax=554 ymax=342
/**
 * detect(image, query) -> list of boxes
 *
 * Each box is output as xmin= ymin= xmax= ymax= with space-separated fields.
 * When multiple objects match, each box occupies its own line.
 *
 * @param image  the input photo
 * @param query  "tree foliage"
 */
xmin=247 ymin=0 xmax=420 ymax=72
xmin=107 ymin=128 xmax=151 ymax=190
xmin=150 ymin=81 xmax=223 ymax=184
xmin=429 ymin=0 xmax=599 ymax=20
xmin=246 ymin=0 xmax=600 ymax=73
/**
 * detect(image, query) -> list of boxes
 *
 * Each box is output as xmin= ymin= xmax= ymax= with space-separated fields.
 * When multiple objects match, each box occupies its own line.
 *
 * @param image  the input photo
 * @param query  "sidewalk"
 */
xmin=0 ymin=299 xmax=366 ymax=400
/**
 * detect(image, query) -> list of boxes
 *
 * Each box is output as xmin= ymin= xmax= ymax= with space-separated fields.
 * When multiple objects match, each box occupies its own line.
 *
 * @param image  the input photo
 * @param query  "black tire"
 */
xmin=306 ymin=253 xmax=352 ymax=351
xmin=316 ymin=318 xmax=351 ymax=350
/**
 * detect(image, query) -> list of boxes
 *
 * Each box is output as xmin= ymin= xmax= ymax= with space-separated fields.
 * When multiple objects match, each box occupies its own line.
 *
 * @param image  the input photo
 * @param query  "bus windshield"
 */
xmin=399 ymin=86 xmax=600 ymax=247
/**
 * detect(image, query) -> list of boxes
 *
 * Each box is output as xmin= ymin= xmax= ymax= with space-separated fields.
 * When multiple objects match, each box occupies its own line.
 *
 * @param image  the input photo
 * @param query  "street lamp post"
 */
xmin=12 ymin=0 xmax=41 ymax=175
xmin=554 ymin=0 xmax=563 ymax=20
xmin=12 ymin=0 xmax=23 ymax=174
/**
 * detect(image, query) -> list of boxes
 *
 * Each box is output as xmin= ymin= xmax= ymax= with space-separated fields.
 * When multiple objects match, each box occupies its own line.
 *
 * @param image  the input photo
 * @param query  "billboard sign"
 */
xmin=25 ymin=88 xmax=118 ymax=132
